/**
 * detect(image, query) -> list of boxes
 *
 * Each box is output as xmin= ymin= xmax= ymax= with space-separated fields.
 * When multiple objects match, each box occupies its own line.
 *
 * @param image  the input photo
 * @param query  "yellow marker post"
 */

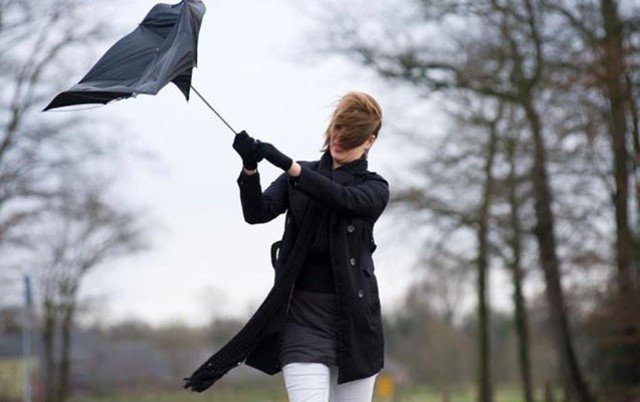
xmin=375 ymin=373 xmax=395 ymax=401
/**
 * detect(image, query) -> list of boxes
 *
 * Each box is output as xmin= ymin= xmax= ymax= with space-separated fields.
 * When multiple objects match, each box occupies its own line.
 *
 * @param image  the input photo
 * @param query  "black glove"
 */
xmin=183 ymin=370 xmax=220 ymax=392
xmin=255 ymin=142 xmax=293 ymax=171
xmin=232 ymin=130 xmax=259 ymax=170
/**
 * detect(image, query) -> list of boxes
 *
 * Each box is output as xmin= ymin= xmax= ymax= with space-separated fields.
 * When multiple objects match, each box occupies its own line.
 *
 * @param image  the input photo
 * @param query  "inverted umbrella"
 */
xmin=43 ymin=0 xmax=236 ymax=134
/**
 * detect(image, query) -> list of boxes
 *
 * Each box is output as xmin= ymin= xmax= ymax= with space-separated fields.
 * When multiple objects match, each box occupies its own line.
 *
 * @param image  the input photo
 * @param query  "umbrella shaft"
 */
xmin=191 ymin=85 xmax=237 ymax=135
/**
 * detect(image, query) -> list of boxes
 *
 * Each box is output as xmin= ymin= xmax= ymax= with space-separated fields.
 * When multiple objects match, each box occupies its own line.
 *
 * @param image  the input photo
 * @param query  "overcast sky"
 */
xmin=53 ymin=0 xmax=431 ymax=327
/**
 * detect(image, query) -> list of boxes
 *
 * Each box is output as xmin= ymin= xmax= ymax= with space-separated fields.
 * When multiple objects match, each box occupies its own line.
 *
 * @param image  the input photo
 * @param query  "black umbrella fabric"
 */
xmin=44 ymin=0 xmax=205 ymax=111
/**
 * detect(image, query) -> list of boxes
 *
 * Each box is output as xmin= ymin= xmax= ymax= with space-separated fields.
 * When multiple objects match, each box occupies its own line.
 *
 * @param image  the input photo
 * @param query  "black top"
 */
xmin=294 ymin=248 xmax=335 ymax=293
xmin=278 ymin=289 xmax=339 ymax=368
xmin=289 ymin=170 xmax=334 ymax=294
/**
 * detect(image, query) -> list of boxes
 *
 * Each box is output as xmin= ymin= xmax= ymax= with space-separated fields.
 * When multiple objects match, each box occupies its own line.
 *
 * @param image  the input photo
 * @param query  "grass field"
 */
xmin=68 ymin=384 xmax=560 ymax=402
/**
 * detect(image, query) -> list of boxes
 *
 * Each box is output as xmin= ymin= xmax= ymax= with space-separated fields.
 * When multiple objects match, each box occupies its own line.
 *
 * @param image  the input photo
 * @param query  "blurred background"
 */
xmin=0 ymin=0 xmax=639 ymax=401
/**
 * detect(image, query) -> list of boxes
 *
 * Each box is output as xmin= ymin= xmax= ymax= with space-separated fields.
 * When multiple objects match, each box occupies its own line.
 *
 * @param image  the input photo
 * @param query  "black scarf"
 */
xmin=308 ymin=150 xmax=334 ymax=254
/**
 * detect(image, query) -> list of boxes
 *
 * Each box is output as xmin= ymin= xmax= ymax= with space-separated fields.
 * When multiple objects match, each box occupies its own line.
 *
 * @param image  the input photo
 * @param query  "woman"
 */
xmin=184 ymin=92 xmax=389 ymax=402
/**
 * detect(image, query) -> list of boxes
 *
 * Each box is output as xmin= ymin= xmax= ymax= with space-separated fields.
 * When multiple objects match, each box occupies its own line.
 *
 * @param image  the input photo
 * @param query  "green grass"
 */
xmin=395 ymin=386 xmax=633 ymax=402
xmin=394 ymin=385 xmax=562 ymax=402
xmin=69 ymin=384 xmax=556 ymax=402
xmin=70 ymin=385 xmax=287 ymax=402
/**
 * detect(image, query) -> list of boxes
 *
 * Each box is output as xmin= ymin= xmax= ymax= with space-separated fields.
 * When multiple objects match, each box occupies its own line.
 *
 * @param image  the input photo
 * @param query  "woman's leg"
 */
xmin=328 ymin=365 xmax=378 ymax=402
xmin=282 ymin=362 xmax=331 ymax=402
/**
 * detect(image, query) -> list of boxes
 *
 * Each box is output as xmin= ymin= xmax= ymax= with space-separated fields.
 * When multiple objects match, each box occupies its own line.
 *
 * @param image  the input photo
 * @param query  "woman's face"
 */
xmin=329 ymin=126 xmax=375 ymax=166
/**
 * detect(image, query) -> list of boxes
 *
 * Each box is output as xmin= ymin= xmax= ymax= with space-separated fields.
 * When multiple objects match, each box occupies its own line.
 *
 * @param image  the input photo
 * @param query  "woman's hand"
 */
xmin=232 ymin=130 xmax=260 ymax=170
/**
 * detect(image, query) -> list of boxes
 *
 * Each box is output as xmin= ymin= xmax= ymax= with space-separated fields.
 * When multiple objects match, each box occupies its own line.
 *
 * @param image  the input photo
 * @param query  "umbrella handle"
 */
xmin=190 ymin=85 xmax=238 ymax=135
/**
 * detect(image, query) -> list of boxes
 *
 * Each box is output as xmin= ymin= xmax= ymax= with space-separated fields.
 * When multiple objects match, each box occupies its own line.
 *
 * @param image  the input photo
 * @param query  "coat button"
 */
xmin=349 ymin=257 xmax=356 ymax=266
xmin=346 ymin=224 xmax=355 ymax=233
xmin=358 ymin=290 xmax=364 ymax=298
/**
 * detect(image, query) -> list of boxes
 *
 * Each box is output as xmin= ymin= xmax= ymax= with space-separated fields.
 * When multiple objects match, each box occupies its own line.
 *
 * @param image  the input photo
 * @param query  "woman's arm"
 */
xmin=237 ymin=168 xmax=289 ymax=224
xmin=288 ymin=162 xmax=389 ymax=219
xmin=256 ymin=141 xmax=389 ymax=218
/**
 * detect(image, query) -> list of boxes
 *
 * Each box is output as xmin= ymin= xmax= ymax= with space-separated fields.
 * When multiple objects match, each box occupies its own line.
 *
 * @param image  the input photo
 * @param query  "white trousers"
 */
xmin=282 ymin=362 xmax=378 ymax=402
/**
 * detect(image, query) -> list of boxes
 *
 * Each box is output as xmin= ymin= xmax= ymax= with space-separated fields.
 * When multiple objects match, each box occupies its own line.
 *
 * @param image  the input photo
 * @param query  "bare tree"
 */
xmin=0 ymin=0 xmax=111 ymax=252
xmin=543 ymin=0 xmax=640 ymax=295
xmin=541 ymin=2 xmax=640 ymax=396
xmin=27 ymin=171 xmax=147 ymax=402
xmin=387 ymin=94 xmax=507 ymax=401
xmin=0 ymin=4 xmax=154 ymax=402
xmin=303 ymin=1 xmax=611 ymax=400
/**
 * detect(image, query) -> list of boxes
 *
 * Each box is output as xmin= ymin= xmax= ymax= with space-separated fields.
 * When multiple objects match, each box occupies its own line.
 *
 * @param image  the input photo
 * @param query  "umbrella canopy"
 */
xmin=44 ymin=0 xmax=206 ymax=111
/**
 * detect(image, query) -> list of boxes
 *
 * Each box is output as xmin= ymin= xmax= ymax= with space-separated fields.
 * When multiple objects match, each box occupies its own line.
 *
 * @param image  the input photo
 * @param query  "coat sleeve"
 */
xmin=291 ymin=165 xmax=389 ymax=219
xmin=236 ymin=169 xmax=289 ymax=224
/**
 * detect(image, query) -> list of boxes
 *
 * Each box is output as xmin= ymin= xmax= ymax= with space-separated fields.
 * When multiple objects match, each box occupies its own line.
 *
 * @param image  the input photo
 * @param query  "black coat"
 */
xmin=183 ymin=153 xmax=389 ymax=391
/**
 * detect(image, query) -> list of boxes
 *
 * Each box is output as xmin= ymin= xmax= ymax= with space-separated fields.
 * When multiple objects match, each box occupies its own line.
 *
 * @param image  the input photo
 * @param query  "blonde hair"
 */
xmin=321 ymin=91 xmax=382 ymax=155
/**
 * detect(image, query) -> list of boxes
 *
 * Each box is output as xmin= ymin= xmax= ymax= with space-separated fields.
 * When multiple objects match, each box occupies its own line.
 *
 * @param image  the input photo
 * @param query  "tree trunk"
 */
xmin=600 ymin=0 xmax=634 ymax=295
xmin=523 ymin=100 xmax=594 ymax=402
xmin=56 ymin=301 xmax=75 ymax=402
xmin=598 ymin=1 xmax=640 ymax=395
xmin=544 ymin=381 xmax=556 ymax=402
xmin=477 ymin=119 xmax=498 ymax=402
xmin=627 ymin=73 xmax=640 ymax=275
xmin=42 ymin=299 xmax=58 ymax=402
xmin=506 ymin=134 xmax=535 ymax=402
